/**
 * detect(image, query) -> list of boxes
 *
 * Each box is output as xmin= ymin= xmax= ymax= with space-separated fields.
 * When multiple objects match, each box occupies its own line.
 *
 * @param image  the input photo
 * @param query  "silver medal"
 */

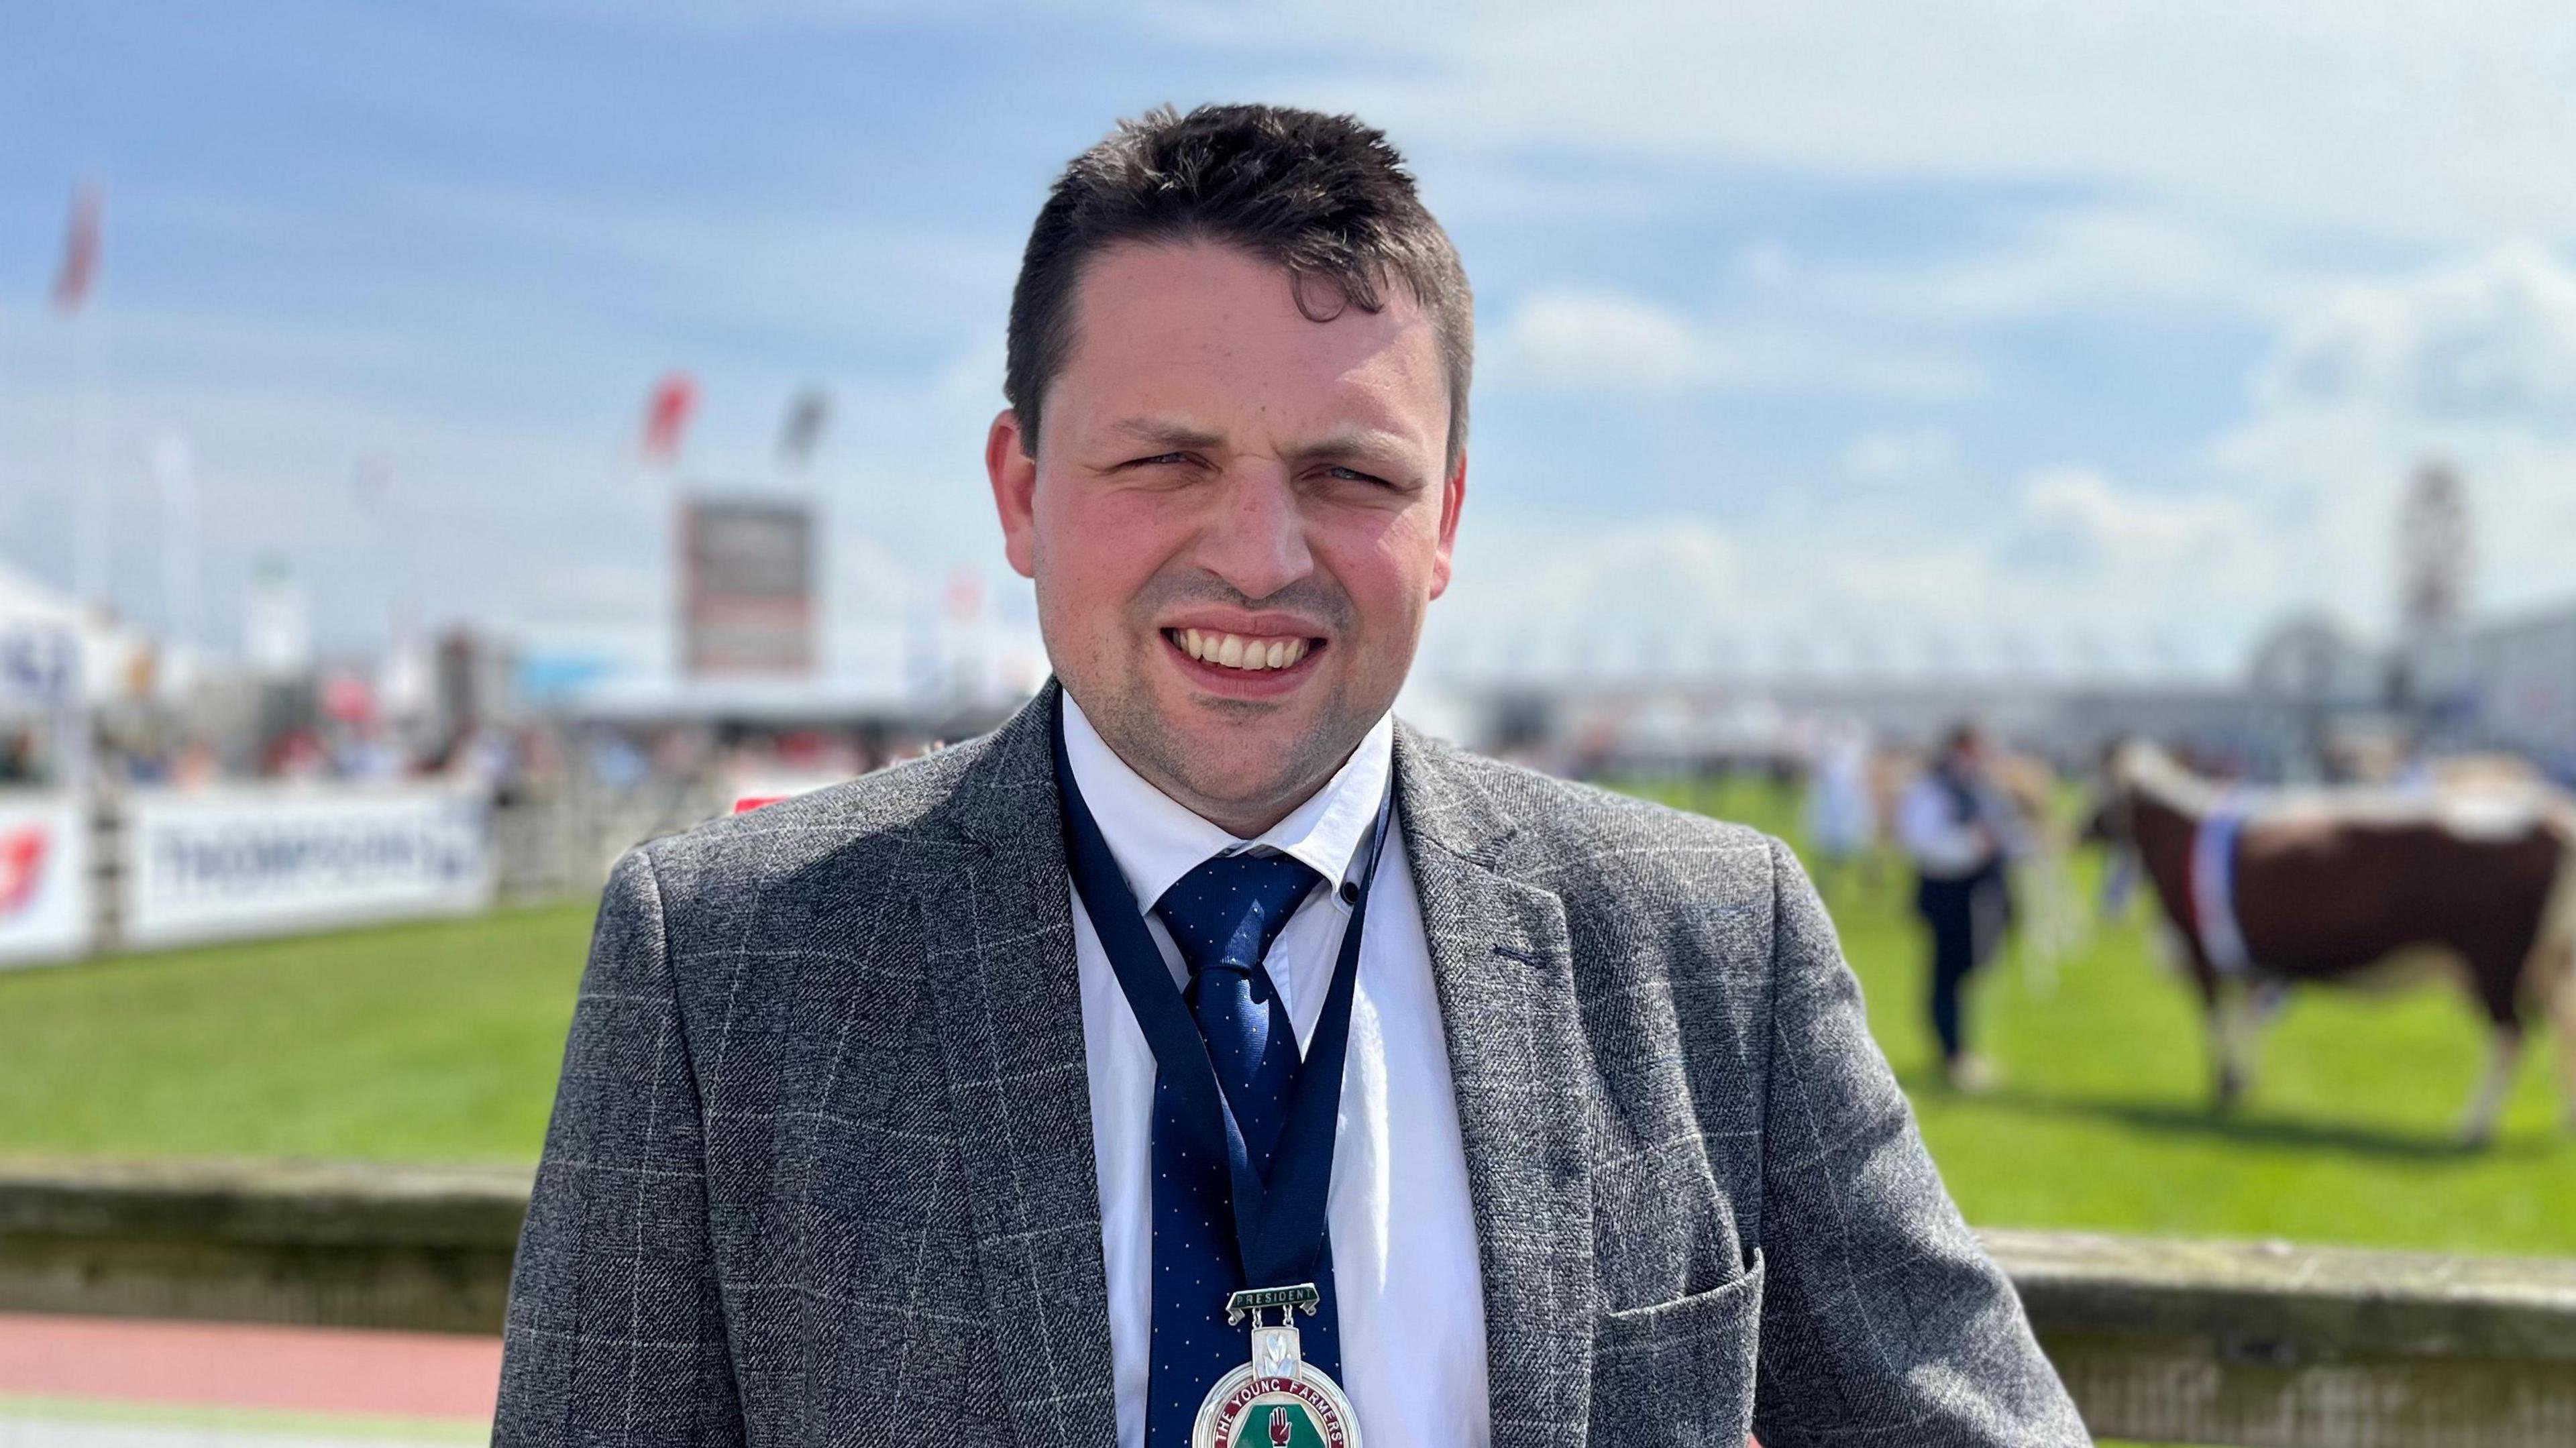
xmin=1190 ymin=1284 xmax=1361 ymax=1448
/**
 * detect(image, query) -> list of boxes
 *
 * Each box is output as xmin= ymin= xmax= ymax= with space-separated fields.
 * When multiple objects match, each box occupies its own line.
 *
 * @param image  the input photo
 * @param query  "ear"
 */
xmin=987 ymin=408 xmax=1039 ymax=579
xmin=1426 ymin=447 xmax=1466 ymax=601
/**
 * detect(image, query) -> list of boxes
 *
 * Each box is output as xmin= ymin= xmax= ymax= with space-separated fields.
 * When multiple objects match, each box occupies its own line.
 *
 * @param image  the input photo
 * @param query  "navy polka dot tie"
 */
xmin=1144 ymin=850 xmax=1338 ymax=1445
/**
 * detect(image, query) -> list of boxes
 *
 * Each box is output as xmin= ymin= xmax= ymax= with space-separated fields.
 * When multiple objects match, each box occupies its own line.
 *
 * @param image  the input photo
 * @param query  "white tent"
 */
xmin=0 ymin=558 xmax=154 ymax=715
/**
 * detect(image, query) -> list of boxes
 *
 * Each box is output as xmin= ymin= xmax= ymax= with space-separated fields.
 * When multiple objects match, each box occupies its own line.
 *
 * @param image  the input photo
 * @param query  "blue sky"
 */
xmin=8 ymin=1 xmax=2576 ymax=687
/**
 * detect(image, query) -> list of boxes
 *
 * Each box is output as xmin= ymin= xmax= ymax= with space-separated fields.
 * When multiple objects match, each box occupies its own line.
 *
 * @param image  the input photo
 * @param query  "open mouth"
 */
xmin=1163 ymin=627 xmax=1324 ymax=675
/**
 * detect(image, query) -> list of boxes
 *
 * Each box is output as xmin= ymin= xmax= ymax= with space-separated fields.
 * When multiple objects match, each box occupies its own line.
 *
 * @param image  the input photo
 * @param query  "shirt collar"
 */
xmin=1060 ymin=692 xmax=1393 ymax=911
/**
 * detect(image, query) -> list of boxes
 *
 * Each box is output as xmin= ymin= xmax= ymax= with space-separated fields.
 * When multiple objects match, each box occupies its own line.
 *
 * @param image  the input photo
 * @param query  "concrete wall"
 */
xmin=1995 ymin=1227 xmax=2576 ymax=1447
xmin=0 ymin=1156 xmax=526 ymax=1335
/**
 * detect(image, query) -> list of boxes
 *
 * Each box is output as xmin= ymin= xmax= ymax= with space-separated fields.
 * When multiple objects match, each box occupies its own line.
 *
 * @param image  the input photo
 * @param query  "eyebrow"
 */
xmin=1105 ymin=416 xmax=1225 ymax=451
xmin=1102 ymin=417 xmax=1416 ymax=467
xmin=1281 ymin=426 xmax=1415 ymax=469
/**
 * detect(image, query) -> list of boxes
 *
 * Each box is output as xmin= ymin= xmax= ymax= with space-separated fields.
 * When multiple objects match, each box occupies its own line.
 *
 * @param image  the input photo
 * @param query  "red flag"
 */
xmin=52 ymin=183 xmax=102 ymax=315
xmin=642 ymin=371 xmax=698 ymax=461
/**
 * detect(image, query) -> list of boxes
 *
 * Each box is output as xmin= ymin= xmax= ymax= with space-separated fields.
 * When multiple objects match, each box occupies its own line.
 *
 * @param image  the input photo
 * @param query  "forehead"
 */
xmin=1049 ymin=240 xmax=1446 ymax=451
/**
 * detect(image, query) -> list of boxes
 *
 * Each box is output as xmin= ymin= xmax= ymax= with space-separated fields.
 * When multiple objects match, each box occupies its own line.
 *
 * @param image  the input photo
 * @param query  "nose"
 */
xmin=1195 ymin=465 xmax=1314 ymax=602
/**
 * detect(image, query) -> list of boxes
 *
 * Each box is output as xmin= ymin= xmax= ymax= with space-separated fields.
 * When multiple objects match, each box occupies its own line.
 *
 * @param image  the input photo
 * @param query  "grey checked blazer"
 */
xmin=495 ymin=683 xmax=2086 ymax=1447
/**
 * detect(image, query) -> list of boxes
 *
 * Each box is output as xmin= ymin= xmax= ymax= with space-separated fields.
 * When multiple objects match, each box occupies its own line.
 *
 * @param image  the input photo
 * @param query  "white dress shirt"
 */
xmin=1061 ymin=696 xmax=1491 ymax=1448
xmin=1898 ymin=775 xmax=1985 ymax=879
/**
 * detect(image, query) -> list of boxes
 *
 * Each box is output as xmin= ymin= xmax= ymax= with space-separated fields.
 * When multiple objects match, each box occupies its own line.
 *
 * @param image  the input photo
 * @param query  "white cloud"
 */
xmin=1426 ymin=461 xmax=2284 ymax=683
xmin=1819 ymin=206 xmax=2321 ymax=327
xmin=1138 ymin=1 xmax=2576 ymax=251
xmin=2254 ymin=243 xmax=2576 ymax=427
xmin=2016 ymin=466 xmax=2251 ymax=560
xmin=1441 ymin=243 xmax=2576 ymax=684
xmin=1429 ymin=512 xmax=1760 ymax=678
xmin=1485 ymin=288 xmax=1982 ymax=400
xmin=1483 ymin=291 xmax=1701 ymax=393
xmin=2210 ymin=243 xmax=2576 ymax=631
xmin=1839 ymin=426 xmax=1957 ymax=482
xmin=593 ymin=4 xmax=2576 ymax=274
xmin=378 ymin=180 xmax=1021 ymax=354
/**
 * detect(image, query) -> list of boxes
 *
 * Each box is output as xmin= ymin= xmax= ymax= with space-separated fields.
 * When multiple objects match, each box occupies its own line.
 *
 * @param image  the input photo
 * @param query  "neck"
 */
xmin=1059 ymin=688 xmax=1374 ymax=842
xmin=1142 ymin=755 xmax=1352 ymax=840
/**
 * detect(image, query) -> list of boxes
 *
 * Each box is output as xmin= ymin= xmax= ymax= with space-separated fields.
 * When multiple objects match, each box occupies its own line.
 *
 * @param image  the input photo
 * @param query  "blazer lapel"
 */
xmin=1395 ymin=725 xmax=1599 ymax=1447
xmin=920 ymin=683 xmax=1119 ymax=1447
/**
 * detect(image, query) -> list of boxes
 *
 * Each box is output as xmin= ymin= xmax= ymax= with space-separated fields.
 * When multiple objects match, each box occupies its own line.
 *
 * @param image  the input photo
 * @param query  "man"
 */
xmin=496 ymin=105 xmax=2086 ymax=1447
xmin=1897 ymin=725 xmax=2021 ymax=1093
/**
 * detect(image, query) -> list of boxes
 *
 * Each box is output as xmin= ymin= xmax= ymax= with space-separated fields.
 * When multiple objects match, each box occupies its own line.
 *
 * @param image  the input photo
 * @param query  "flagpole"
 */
xmin=777 ymin=387 xmax=830 ymax=682
xmin=59 ymin=182 xmax=107 ymax=797
xmin=629 ymin=372 xmax=697 ymax=688
xmin=58 ymin=182 xmax=109 ymax=620
xmin=154 ymin=435 xmax=198 ymax=671
xmin=72 ymin=307 xmax=107 ymax=614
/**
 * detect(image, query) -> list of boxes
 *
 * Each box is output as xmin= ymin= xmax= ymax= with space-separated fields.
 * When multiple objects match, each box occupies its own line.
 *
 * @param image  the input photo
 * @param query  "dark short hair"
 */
xmin=1006 ymin=103 xmax=1473 ymax=467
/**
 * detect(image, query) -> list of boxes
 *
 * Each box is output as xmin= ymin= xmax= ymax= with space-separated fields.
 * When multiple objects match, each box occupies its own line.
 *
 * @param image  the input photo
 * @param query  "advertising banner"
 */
xmin=0 ymin=794 xmax=91 ymax=967
xmin=123 ymin=785 xmax=494 ymax=948
xmin=680 ymin=496 xmax=815 ymax=675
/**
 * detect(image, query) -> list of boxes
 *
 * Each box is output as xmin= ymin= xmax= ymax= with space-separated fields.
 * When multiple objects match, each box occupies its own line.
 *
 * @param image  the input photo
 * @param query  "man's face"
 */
xmin=987 ymin=240 xmax=1464 ymax=833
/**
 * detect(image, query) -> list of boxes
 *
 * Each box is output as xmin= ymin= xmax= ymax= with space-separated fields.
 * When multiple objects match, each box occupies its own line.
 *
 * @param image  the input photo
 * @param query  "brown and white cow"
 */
xmin=2096 ymin=741 xmax=2576 ymax=1143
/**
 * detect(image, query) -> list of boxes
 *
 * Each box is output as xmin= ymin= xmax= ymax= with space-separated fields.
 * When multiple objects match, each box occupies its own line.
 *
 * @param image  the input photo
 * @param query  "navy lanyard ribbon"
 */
xmin=1053 ymin=701 xmax=1394 ymax=1292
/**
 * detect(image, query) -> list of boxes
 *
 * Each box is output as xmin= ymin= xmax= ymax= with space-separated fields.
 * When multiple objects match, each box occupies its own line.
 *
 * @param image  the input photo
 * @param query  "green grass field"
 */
xmin=3 ymin=778 xmax=2571 ymax=1259
xmin=0 ymin=905 xmax=591 ymax=1164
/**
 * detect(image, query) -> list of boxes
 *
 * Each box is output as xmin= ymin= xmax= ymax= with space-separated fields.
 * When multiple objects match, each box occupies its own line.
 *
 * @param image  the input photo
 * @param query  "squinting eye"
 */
xmin=1327 ymin=466 xmax=1389 ymax=486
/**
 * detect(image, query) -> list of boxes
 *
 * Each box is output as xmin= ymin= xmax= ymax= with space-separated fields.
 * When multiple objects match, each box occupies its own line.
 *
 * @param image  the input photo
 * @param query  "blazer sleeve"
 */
xmin=1748 ymin=838 xmax=2090 ymax=1447
xmin=494 ymin=848 xmax=747 ymax=1446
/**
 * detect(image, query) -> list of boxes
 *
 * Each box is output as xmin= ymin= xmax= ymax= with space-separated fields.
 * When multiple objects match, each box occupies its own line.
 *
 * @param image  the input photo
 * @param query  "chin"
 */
xmin=1163 ymin=724 xmax=1307 ymax=799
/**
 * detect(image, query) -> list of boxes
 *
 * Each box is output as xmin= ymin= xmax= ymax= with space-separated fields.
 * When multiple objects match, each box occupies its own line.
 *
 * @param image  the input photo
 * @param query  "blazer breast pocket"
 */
xmin=1591 ymin=1249 xmax=1764 ymax=1445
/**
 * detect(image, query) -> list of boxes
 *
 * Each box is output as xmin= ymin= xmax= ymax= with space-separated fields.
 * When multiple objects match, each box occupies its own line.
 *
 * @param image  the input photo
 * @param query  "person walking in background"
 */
xmin=1900 ymin=723 xmax=2019 ymax=1092
xmin=1803 ymin=715 xmax=1880 ymax=897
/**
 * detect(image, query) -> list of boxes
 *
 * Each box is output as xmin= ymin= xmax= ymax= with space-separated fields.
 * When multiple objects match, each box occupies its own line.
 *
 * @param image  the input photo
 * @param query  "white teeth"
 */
xmin=1174 ymin=630 xmax=1313 ymax=672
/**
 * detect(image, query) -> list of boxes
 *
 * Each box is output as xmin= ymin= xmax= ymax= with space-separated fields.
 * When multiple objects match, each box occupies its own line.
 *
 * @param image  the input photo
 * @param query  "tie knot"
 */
xmin=1153 ymin=850 xmax=1320 ymax=977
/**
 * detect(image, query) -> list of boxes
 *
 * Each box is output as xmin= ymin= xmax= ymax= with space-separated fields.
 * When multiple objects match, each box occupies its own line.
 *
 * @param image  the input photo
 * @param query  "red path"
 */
xmin=0 ymin=1313 xmax=500 ymax=1423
